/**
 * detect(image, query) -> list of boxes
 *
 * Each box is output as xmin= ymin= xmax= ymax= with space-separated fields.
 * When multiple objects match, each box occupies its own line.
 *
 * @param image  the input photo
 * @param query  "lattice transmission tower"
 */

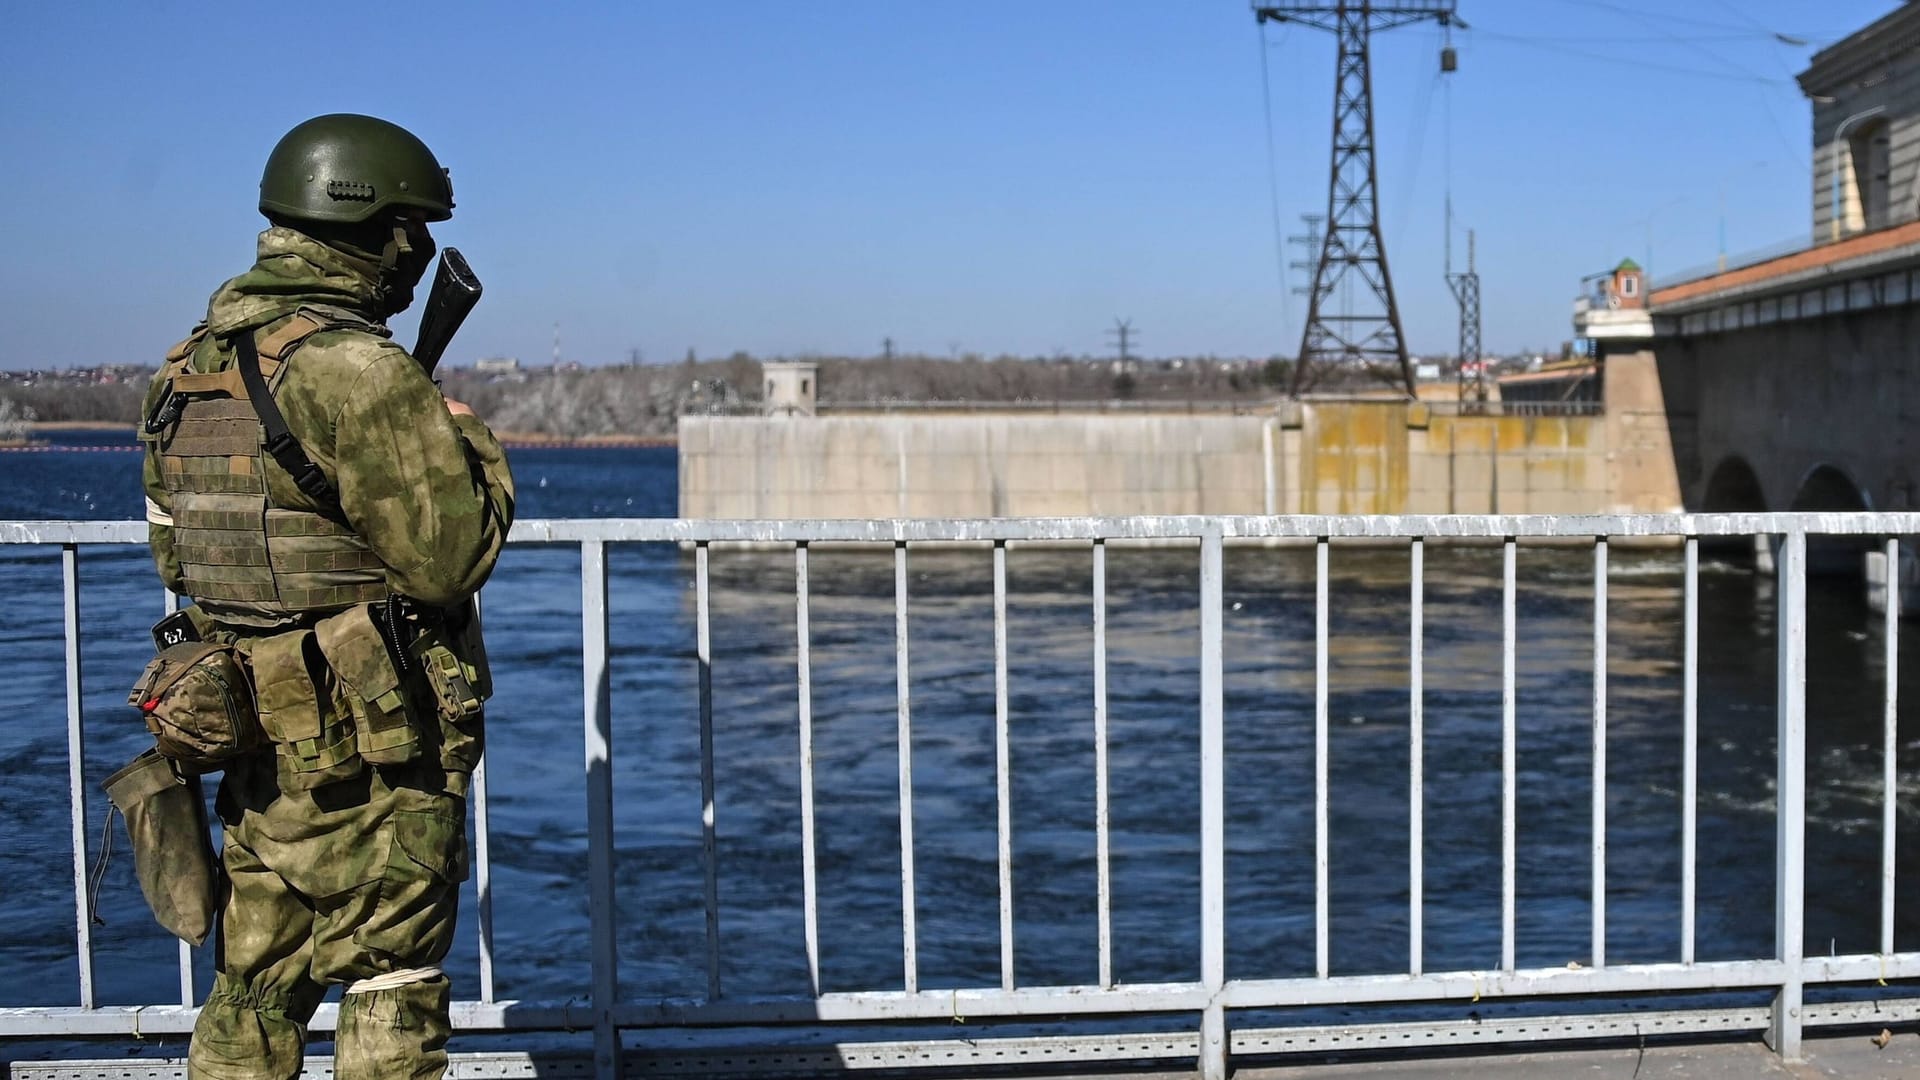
xmin=1448 ymin=228 xmax=1483 ymax=405
xmin=1254 ymin=1 xmax=1461 ymax=397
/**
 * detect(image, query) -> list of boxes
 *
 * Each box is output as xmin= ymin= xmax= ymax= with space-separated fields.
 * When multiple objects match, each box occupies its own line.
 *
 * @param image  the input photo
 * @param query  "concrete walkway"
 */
xmin=1212 ymin=1030 xmax=1920 ymax=1079
xmin=11 ymin=1032 xmax=1920 ymax=1078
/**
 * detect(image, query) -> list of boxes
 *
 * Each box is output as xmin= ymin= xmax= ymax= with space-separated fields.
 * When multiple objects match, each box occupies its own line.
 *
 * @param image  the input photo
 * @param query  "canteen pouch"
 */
xmin=103 ymin=749 xmax=218 ymax=946
xmin=247 ymin=628 xmax=362 ymax=790
xmin=315 ymin=603 xmax=422 ymax=766
xmin=127 ymin=641 xmax=262 ymax=772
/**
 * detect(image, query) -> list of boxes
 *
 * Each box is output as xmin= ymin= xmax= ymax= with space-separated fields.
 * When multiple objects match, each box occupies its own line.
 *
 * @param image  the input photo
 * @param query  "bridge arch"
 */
xmin=1790 ymin=463 xmax=1872 ymax=511
xmin=1700 ymin=456 xmax=1768 ymax=562
xmin=1702 ymin=456 xmax=1767 ymax=512
xmin=1790 ymin=463 xmax=1873 ymax=578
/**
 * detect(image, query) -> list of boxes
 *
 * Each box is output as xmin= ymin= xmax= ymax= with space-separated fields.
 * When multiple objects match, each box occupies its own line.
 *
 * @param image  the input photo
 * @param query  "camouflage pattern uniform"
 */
xmin=141 ymin=223 xmax=513 ymax=1079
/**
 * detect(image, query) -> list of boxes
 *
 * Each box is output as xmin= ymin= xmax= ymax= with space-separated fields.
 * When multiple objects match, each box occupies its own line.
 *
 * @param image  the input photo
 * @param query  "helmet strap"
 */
xmin=380 ymin=224 xmax=411 ymax=272
xmin=371 ymin=224 xmax=411 ymax=316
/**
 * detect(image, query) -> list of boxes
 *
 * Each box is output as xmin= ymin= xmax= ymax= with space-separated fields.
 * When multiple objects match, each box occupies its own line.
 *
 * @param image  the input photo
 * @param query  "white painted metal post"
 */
xmin=1502 ymin=537 xmax=1517 ymax=974
xmin=464 ymin=588 xmax=495 ymax=999
xmin=471 ymin=585 xmax=495 ymax=1006
xmin=1769 ymin=530 xmax=1806 ymax=1060
xmin=895 ymin=541 xmax=919 ymax=994
xmin=164 ymin=588 xmax=196 ymax=1007
xmin=581 ymin=541 xmax=622 ymax=1078
xmin=1592 ymin=538 xmax=1608 ymax=969
xmin=1315 ymin=537 xmax=1330 ymax=979
xmin=1682 ymin=537 xmax=1698 ymax=966
xmin=696 ymin=542 xmax=720 ymax=1000
xmin=796 ymin=543 xmax=821 ymax=997
xmin=1199 ymin=527 xmax=1228 ymax=1080
xmin=994 ymin=541 xmax=1015 ymax=991
xmin=63 ymin=545 xmax=93 ymax=1010
xmin=472 ymin=753 xmax=496 ymax=1005
xmin=1093 ymin=539 xmax=1113 ymax=989
xmin=1409 ymin=538 xmax=1424 ymax=977
xmin=1883 ymin=536 xmax=1900 ymax=957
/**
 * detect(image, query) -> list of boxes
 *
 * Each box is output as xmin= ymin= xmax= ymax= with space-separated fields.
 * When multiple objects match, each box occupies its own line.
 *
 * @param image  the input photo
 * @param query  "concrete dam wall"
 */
xmin=679 ymin=392 xmax=1679 ymax=520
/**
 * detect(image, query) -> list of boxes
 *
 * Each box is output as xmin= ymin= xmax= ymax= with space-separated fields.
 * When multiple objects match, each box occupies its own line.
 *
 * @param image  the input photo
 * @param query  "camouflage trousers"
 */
xmin=188 ymin=753 xmax=468 ymax=1080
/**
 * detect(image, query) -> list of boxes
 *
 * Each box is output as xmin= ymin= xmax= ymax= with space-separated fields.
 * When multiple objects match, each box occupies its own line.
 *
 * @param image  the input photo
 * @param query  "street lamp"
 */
xmin=1830 ymin=105 xmax=1887 ymax=243
xmin=1717 ymin=160 xmax=1770 ymax=272
xmin=1631 ymin=195 xmax=1689 ymax=285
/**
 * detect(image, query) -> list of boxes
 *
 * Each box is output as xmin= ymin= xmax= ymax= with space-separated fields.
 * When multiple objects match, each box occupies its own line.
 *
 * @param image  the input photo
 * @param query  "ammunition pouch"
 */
xmin=103 ymin=749 xmax=219 ymax=945
xmin=247 ymin=626 xmax=362 ymax=790
xmin=316 ymin=604 xmax=425 ymax=767
xmin=128 ymin=642 xmax=263 ymax=772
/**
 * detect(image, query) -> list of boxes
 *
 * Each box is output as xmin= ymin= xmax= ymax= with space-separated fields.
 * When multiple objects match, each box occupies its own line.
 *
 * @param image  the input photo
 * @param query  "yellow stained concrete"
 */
xmin=680 ymin=403 xmax=1652 ymax=520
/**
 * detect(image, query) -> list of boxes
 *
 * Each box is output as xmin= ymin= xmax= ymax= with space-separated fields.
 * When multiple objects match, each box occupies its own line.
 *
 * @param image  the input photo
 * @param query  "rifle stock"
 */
xmin=412 ymin=248 xmax=482 ymax=376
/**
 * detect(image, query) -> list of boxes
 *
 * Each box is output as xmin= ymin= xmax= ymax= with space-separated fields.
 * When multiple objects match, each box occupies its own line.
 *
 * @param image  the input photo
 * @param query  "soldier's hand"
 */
xmin=444 ymin=396 xmax=476 ymax=418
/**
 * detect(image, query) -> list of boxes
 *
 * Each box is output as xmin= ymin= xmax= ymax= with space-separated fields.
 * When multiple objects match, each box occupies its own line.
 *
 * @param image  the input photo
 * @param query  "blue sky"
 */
xmin=0 ymin=0 xmax=1898 ymax=369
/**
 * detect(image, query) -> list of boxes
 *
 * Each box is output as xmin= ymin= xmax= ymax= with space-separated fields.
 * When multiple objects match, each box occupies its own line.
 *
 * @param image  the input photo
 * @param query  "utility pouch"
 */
xmin=450 ymin=601 xmax=492 ymax=701
xmin=413 ymin=625 xmax=484 ymax=723
xmin=249 ymin=628 xmax=363 ymax=789
xmin=102 ymin=749 xmax=218 ymax=946
xmin=128 ymin=642 xmax=262 ymax=772
xmin=315 ymin=604 xmax=421 ymax=766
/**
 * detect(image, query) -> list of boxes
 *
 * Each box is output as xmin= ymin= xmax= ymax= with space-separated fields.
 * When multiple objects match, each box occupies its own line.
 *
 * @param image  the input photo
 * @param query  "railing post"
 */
xmin=165 ymin=587 xmax=198 ymax=1008
xmin=64 ymin=545 xmax=93 ymax=1010
xmin=696 ymin=542 xmax=720 ymax=1000
xmin=1769 ymin=529 xmax=1806 ymax=1060
xmin=472 ymin=590 xmax=498 ymax=1007
xmin=1198 ymin=526 xmax=1228 ymax=1080
xmin=581 ymin=540 xmax=622 ymax=1078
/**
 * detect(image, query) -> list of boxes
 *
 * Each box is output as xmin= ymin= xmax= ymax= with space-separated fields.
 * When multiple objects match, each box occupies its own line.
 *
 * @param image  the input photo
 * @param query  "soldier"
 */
xmin=137 ymin=114 xmax=514 ymax=1079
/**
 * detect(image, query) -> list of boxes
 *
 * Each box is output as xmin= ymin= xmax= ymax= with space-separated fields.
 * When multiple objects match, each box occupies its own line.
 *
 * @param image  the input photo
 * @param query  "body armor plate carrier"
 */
xmin=150 ymin=312 xmax=388 ymax=626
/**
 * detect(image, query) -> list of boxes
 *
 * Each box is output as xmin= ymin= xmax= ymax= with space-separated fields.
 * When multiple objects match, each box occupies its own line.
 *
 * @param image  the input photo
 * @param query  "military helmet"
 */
xmin=259 ymin=114 xmax=454 ymax=225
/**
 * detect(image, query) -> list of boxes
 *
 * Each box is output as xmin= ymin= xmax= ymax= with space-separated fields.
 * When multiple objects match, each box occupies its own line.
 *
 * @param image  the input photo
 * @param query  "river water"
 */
xmin=2 ymin=429 xmax=1917 ymax=1015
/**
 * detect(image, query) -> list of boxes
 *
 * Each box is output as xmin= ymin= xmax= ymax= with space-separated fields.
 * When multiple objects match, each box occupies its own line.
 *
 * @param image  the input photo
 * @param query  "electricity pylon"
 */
xmin=1254 ymin=1 xmax=1462 ymax=397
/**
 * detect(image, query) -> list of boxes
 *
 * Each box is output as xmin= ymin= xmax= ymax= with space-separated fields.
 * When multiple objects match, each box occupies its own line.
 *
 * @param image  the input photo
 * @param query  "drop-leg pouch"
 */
xmin=103 ymin=748 xmax=218 ymax=945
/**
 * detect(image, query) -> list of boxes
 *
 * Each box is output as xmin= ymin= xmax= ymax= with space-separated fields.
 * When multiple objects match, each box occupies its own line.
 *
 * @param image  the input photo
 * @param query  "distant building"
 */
xmin=1801 ymin=5 xmax=1920 ymax=243
xmin=474 ymin=356 xmax=520 ymax=374
xmin=762 ymin=360 xmax=818 ymax=417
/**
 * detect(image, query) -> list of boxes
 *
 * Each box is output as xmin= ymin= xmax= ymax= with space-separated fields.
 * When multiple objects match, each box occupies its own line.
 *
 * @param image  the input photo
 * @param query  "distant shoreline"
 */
xmin=489 ymin=431 xmax=677 ymax=449
xmin=20 ymin=421 xmax=675 ymax=450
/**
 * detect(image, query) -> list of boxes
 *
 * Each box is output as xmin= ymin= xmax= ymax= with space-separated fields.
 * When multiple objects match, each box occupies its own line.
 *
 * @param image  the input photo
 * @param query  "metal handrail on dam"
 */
xmin=2 ymin=512 xmax=1918 ymax=1079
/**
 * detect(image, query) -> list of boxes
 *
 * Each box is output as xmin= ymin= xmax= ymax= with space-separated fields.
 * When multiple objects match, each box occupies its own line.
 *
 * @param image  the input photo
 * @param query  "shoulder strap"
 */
xmin=256 ymin=311 xmax=333 ymax=364
xmin=234 ymin=331 xmax=338 ymax=506
xmin=164 ymin=325 xmax=209 ymax=365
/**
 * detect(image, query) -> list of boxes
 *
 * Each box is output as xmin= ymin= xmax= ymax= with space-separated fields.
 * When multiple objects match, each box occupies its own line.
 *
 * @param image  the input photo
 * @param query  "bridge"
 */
xmin=3 ymin=512 xmax=1918 ymax=1078
xmin=1579 ymin=225 xmax=1920 ymax=524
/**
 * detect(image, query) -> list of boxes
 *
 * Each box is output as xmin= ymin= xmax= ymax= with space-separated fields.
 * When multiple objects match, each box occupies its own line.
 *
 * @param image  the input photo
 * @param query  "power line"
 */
xmin=1470 ymin=30 xmax=1789 ymax=85
xmin=1389 ymin=62 xmax=1444 ymax=248
xmin=1256 ymin=20 xmax=1295 ymax=347
xmin=1533 ymin=0 xmax=1841 ymax=38
xmin=1484 ymin=31 xmax=1829 ymax=45
xmin=1532 ymin=1 xmax=1814 ymax=166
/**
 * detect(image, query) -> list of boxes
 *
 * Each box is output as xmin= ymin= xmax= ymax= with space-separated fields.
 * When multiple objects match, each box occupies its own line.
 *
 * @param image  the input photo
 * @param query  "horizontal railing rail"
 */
xmin=1 ymin=512 xmax=1916 ymax=1079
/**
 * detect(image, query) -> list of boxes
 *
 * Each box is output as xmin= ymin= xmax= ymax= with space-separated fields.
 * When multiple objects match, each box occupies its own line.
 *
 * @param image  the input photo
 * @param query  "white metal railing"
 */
xmin=0 ymin=512 xmax=1917 ymax=1078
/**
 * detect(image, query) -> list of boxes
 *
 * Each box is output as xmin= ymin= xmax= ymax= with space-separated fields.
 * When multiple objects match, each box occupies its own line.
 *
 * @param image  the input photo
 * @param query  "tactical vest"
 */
xmin=150 ymin=312 xmax=389 ymax=628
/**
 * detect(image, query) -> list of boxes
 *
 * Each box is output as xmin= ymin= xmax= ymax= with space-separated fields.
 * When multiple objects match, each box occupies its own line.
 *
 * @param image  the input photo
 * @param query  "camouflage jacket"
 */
xmin=141 ymin=228 xmax=515 ymax=619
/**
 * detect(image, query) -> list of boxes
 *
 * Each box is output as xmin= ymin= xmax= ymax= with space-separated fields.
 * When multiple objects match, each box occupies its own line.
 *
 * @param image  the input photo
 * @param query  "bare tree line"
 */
xmin=2 ymin=353 xmax=1286 ymax=439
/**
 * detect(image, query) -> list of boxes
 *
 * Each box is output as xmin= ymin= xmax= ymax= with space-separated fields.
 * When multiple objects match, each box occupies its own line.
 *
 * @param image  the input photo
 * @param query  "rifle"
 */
xmin=399 ymin=248 xmax=489 ymax=671
xmin=411 ymin=248 xmax=483 ymax=376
